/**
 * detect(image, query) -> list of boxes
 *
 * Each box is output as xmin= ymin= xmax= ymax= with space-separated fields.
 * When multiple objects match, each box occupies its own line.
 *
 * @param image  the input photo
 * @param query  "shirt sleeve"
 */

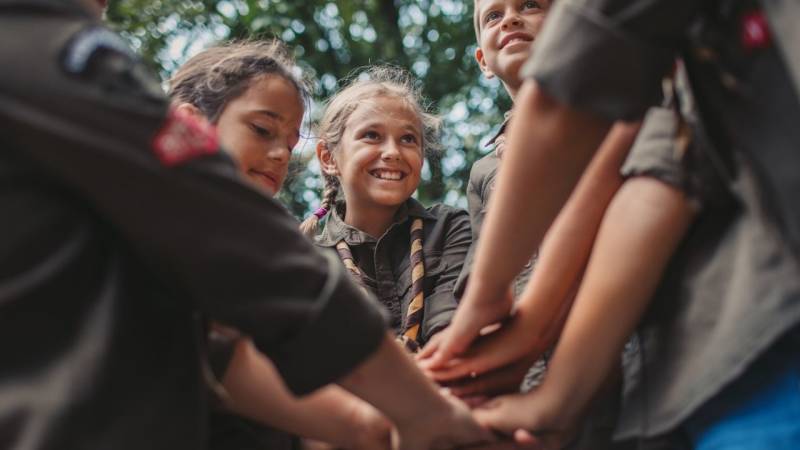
xmin=621 ymin=107 xmax=687 ymax=190
xmin=521 ymin=0 xmax=700 ymax=120
xmin=453 ymin=164 xmax=484 ymax=298
xmin=0 ymin=20 xmax=386 ymax=395
xmin=422 ymin=208 xmax=472 ymax=341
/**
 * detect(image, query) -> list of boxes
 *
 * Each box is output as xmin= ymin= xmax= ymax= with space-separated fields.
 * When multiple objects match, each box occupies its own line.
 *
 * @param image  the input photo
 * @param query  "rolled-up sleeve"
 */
xmin=521 ymin=0 xmax=699 ymax=120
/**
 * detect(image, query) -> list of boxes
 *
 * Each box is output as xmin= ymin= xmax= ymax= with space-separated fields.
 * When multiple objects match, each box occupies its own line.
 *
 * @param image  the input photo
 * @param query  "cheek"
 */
xmin=406 ymin=151 xmax=424 ymax=175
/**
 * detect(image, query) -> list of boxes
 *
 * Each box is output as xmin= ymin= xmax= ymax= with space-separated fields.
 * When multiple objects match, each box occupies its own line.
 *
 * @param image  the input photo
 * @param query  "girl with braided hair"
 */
xmin=300 ymin=66 xmax=472 ymax=352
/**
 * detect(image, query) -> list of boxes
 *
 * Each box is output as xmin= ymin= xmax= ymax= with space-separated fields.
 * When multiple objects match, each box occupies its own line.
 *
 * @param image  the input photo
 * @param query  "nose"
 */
xmin=501 ymin=11 xmax=522 ymax=30
xmin=381 ymin=139 xmax=401 ymax=161
xmin=266 ymin=142 xmax=291 ymax=164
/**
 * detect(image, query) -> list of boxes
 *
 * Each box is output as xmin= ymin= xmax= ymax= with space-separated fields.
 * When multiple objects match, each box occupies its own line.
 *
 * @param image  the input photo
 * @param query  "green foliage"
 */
xmin=107 ymin=0 xmax=511 ymax=218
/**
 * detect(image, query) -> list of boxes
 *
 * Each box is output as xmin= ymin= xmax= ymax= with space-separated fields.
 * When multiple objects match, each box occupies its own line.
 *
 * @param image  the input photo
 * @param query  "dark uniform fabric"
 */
xmin=454 ymin=116 xmax=535 ymax=301
xmin=316 ymin=198 xmax=470 ymax=345
xmin=0 ymin=1 xmax=386 ymax=448
xmin=522 ymin=0 xmax=800 ymax=439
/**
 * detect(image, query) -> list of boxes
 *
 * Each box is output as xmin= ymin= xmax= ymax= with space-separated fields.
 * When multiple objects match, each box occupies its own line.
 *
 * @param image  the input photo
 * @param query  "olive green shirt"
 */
xmin=316 ymin=198 xmax=471 ymax=344
xmin=522 ymin=3 xmax=800 ymax=436
xmin=455 ymin=117 xmax=536 ymax=300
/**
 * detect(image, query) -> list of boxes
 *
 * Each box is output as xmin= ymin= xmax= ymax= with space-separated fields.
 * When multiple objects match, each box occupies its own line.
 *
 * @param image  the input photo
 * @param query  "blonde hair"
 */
xmin=168 ymin=39 xmax=310 ymax=123
xmin=299 ymin=65 xmax=441 ymax=237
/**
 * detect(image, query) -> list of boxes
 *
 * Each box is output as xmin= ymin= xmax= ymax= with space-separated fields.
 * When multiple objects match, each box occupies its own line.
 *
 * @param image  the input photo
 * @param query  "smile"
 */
xmin=369 ymin=169 xmax=407 ymax=181
xmin=249 ymin=169 xmax=278 ymax=189
xmin=500 ymin=33 xmax=533 ymax=49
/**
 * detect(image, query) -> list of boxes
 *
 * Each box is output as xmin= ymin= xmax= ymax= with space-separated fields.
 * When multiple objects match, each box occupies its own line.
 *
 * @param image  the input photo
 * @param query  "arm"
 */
xmin=221 ymin=339 xmax=391 ymax=450
xmin=338 ymin=334 xmax=492 ymax=450
xmin=0 ymin=25 xmax=385 ymax=395
xmin=421 ymin=83 xmax=613 ymax=366
xmin=473 ymin=177 xmax=695 ymax=437
xmin=421 ymin=208 xmax=472 ymax=342
xmin=421 ymin=117 xmax=637 ymax=373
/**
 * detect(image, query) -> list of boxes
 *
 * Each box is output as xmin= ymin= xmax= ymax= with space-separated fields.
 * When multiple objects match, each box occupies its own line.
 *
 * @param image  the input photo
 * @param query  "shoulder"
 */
xmin=423 ymin=203 xmax=471 ymax=231
xmin=470 ymin=153 xmax=499 ymax=181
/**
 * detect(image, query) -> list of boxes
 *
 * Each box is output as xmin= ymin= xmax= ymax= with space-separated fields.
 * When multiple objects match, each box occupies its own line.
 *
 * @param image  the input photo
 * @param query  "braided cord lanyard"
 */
xmin=335 ymin=218 xmax=426 ymax=353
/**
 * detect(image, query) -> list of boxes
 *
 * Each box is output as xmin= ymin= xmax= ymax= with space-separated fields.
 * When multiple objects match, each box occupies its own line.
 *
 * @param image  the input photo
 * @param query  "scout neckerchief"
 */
xmin=335 ymin=218 xmax=425 ymax=353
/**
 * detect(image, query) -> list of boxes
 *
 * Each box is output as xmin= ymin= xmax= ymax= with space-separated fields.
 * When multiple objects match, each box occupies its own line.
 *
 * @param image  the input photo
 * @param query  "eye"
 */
xmin=400 ymin=134 xmax=419 ymax=145
xmin=361 ymin=130 xmax=381 ymax=141
xmin=250 ymin=123 xmax=271 ymax=138
xmin=484 ymin=10 xmax=502 ymax=24
xmin=521 ymin=0 xmax=542 ymax=11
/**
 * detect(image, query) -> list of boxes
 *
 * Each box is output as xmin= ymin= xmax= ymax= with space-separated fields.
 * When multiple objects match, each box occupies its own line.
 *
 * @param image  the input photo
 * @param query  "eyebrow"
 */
xmin=253 ymin=109 xmax=285 ymax=121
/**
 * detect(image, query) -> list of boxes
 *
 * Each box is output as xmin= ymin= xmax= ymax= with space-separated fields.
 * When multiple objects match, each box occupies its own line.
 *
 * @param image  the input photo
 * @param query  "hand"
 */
xmin=347 ymin=400 xmax=392 ymax=450
xmin=421 ymin=309 xmax=546 ymax=385
xmin=442 ymin=354 xmax=541 ymax=399
xmin=418 ymin=284 xmax=514 ymax=370
xmin=393 ymin=394 xmax=494 ymax=450
xmin=472 ymin=390 xmax=575 ymax=450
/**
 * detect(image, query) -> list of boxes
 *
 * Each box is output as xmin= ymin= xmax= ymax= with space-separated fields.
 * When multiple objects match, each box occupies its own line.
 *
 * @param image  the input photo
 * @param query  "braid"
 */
xmin=299 ymin=175 xmax=339 ymax=238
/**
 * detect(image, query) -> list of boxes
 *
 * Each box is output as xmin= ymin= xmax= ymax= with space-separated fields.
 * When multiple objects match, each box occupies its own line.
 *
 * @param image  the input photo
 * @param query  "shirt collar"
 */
xmin=316 ymin=198 xmax=435 ymax=247
xmin=485 ymin=110 xmax=513 ymax=148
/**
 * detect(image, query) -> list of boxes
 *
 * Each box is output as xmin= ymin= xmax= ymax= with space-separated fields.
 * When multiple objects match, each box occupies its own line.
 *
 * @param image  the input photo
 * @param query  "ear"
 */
xmin=475 ymin=47 xmax=495 ymax=79
xmin=316 ymin=141 xmax=339 ymax=176
xmin=175 ymin=102 xmax=205 ymax=120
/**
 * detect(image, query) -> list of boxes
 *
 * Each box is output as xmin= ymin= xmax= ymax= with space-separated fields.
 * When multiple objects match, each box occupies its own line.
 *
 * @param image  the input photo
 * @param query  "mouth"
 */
xmin=369 ymin=169 xmax=408 ymax=181
xmin=500 ymin=32 xmax=534 ymax=49
xmin=248 ymin=169 xmax=279 ymax=192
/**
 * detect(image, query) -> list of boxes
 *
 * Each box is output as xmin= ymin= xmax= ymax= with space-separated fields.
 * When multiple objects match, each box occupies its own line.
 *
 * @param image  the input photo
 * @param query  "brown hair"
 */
xmin=168 ymin=39 xmax=310 ymax=123
xmin=299 ymin=65 xmax=441 ymax=237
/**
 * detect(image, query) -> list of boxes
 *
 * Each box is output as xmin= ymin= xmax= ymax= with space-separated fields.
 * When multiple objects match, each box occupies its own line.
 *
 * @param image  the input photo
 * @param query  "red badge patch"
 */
xmin=740 ymin=11 xmax=771 ymax=51
xmin=152 ymin=108 xmax=219 ymax=166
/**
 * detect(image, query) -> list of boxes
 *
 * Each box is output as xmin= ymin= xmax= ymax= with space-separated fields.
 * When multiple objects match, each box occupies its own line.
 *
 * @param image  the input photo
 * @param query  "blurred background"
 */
xmin=107 ymin=0 xmax=511 ymax=218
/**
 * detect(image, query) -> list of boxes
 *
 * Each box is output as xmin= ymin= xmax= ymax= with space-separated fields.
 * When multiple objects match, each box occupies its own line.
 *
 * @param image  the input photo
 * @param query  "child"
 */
xmin=430 ymin=4 xmax=800 ymax=441
xmin=300 ymin=66 xmax=471 ymax=352
xmin=455 ymin=0 xmax=554 ymax=302
xmin=169 ymin=41 xmax=392 ymax=450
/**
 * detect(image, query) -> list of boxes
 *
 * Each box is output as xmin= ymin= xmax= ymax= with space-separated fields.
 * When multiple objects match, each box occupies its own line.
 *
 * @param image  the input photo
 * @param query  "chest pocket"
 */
xmin=395 ymin=251 xmax=446 ymax=302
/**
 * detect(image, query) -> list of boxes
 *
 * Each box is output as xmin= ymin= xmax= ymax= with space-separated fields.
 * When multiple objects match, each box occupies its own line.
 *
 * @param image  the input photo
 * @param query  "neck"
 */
xmin=503 ymin=80 xmax=521 ymax=100
xmin=344 ymin=202 xmax=401 ymax=239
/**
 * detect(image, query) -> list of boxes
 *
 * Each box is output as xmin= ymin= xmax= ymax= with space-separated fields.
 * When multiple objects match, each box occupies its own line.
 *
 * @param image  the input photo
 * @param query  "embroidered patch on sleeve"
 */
xmin=61 ymin=26 xmax=135 ymax=75
xmin=152 ymin=108 xmax=219 ymax=167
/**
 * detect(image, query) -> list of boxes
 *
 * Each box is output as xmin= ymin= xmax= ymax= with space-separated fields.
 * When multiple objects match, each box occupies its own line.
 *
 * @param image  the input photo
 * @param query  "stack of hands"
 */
xmin=412 ymin=283 xmax=576 ymax=450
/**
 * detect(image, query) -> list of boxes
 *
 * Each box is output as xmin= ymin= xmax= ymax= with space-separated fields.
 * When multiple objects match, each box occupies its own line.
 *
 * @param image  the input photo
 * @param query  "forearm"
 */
xmin=221 ymin=339 xmax=371 ymax=448
xmin=516 ymin=121 xmax=642 ymax=346
xmin=539 ymin=177 xmax=695 ymax=424
xmin=470 ymin=81 xmax=611 ymax=297
xmin=338 ymin=333 xmax=452 ymax=429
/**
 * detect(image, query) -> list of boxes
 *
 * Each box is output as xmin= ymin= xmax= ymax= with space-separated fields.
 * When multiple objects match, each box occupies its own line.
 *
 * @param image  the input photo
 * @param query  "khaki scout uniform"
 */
xmin=522 ymin=0 xmax=800 ymax=442
xmin=454 ymin=115 xmax=536 ymax=301
xmin=0 ymin=1 xmax=386 ymax=448
xmin=316 ymin=199 xmax=471 ymax=345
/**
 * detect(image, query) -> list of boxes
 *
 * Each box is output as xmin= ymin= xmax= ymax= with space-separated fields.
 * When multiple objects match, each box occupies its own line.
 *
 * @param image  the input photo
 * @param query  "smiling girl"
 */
xmin=300 ymin=66 xmax=471 ymax=351
xmin=170 ymin=40 xmax=305 ymax=196
xmin=169 ymin=41 xmax=395 ymax=450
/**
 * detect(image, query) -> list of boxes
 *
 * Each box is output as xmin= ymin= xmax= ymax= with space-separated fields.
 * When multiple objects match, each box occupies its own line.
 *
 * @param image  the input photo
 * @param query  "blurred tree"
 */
xmin=107 ymin=0 xmax=511 ymax=218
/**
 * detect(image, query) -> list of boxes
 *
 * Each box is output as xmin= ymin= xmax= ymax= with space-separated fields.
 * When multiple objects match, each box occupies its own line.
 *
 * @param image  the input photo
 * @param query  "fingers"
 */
xmin=424 ymin=322 xmax=541 ymax=383
xmin=472 ymin=394 xmax=537 ymax=435
xmin=445 ymin=358 xmax=535 ymax=398
xmin=420 ymin=315 xmax=483 ymax=370
xmin=421 ymin=288 xmax=515 ymax=370
xmin=417 ymin=329 xmax=444 ymax=360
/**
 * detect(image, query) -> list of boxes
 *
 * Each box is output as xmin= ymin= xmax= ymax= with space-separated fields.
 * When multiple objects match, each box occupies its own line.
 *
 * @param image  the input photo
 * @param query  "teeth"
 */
xmin=371 ymin=170 xmax=403 ymax=180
